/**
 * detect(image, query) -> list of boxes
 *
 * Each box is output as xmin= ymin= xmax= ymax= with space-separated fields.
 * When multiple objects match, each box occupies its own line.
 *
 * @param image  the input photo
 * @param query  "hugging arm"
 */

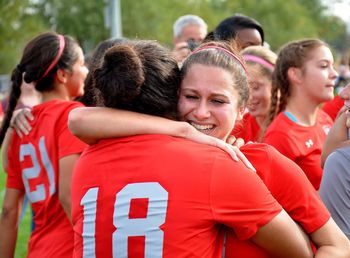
xmin=68 ymin=107 xmax=255 ymax=171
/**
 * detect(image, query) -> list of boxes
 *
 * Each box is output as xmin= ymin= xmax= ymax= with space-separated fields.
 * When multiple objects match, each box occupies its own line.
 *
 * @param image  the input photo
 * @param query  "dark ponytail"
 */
xmin=0 ymin=32 xmax=80 ymax=147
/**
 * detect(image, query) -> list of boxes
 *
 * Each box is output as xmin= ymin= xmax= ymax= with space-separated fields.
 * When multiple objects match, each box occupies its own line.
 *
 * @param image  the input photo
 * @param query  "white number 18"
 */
xmin=80 ymin=182 xmax=168 ymax=258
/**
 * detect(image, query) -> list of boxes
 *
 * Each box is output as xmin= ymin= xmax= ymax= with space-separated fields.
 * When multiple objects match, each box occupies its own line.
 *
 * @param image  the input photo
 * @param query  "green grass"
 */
xmin=0 ymin=164 xmax=31 ymax=257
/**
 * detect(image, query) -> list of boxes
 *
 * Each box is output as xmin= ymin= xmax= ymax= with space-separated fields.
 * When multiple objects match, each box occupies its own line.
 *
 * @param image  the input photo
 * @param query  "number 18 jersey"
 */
xmin=72 ymin=135 xmax=282 ymax=258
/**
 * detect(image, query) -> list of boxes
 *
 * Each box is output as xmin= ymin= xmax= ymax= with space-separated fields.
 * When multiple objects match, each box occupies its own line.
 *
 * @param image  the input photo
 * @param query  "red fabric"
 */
xmin=72 ymin=135 xmax=281 ymax=258
xmin=225 ymin=143 xmax=330 ymax=258
xmin=263 ymin=110 xmax=332 ymax=189
xmin=231 ymin=113 xmax=261 ymax=142
xmin=322 ymin=95 xmax=344 ymax=121
xmin=7 ymin=100 xmax=87 ymax=258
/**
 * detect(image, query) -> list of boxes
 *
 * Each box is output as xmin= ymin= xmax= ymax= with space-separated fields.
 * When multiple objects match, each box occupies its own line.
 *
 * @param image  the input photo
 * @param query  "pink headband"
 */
xmin=38 ymin=34 xmax=65 ymax=81
xmin=243 ymin=54 xmax=274 ymax=71
xmin=191 ymin=45 xmax=247 ymax=74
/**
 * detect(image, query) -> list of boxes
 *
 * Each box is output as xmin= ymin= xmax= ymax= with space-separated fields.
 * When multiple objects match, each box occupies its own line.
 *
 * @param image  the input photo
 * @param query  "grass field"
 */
xmin=0 ymin=165 xmax=30 ymax=257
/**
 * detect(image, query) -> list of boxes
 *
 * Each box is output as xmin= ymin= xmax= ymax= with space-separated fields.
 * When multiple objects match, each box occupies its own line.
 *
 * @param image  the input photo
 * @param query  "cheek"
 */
xmin=177 ymin=96 xmax=190 ymax=119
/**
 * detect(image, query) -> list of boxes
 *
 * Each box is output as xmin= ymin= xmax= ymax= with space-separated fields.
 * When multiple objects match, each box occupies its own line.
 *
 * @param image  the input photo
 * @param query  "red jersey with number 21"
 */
xmin=6 ymin=100 xmax=87 ymax=258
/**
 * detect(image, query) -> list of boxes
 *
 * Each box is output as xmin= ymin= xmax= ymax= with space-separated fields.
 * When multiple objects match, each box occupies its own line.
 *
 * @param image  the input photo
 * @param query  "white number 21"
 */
xmin=20 ymin=136 xmax=55 ymax=203
xmin=80 ymin=182 xmax=168 ymax=258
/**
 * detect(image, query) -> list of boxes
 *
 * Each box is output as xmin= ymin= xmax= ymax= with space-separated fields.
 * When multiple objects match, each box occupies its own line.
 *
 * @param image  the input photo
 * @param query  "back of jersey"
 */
xmin=71 ymin=134 xmax=281 ymax=258
xmin=6 ymin=99 xmax=86 ymax=258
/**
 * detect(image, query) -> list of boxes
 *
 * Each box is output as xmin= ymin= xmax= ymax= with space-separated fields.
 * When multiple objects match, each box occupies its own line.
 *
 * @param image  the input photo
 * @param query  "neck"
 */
xmin=255 ymin=115 xmax=267 ymax=127
xmin=41 ymin=85 xmax=71 ymax=103
xmin=285 ymin=96 xmax=319 ymax=126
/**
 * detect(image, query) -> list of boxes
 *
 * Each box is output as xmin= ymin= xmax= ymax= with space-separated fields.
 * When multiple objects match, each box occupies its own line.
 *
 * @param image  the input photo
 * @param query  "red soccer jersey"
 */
xmin=231 ymin=113 xmax=261 ymax=142
xmin=71 ymin=135 xmax=282 ymax=258
xmin=225 ymin=143 xmax=330 ymax=258
xmin=6 ymin=100 xmax=87 ymax=258
xmin=263 ymin=110 xmax=333 ymax=189
xmin=322 ymin=95 xmax=344 ymax=121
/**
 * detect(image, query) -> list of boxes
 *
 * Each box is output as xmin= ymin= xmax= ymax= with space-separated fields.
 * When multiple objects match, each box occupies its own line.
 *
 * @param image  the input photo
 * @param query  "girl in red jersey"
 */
xmin=0 ymin=32 xmax=88 ymax=258
xmin=231 ymin=46 xmax=277 ymax=142
xmin=262 ymin=39 xmax=336 ymax=190
xmin=68 ymin=41 xmax=350 ymax=258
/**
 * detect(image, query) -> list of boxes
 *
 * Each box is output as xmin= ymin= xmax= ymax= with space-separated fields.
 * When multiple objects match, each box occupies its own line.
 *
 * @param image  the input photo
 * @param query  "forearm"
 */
xmin=321 ymin=112 xmax=350 ymax=166
xmin=1 ymin=128 xmax=13 ymax=171
xmin=0 ymin=190 xmax=21 ymax=258
xmin=312 ymin=219 xmax=350 ymax=258
xmin=0 ymin=218 xmax=18 ymax=258
xmin=68 ymin=107 xmax=191 ymax=144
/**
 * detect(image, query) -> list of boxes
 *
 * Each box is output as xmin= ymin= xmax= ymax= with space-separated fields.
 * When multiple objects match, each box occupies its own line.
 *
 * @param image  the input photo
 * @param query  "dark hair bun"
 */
xmin=93 ymin=45 xmax=145 ymax=107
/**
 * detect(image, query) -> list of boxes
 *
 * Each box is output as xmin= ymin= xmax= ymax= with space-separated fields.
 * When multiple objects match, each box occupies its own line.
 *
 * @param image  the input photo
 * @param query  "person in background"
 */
xmin=206 ymin=13 xmax=264 ymax=50
xmin=68 ymin=41 xmax=350 ymax=258
xmin=263 ymin=38 xmax=336 ymax=190
xmin=231 ymin=45 xmax=277 ymax=142
xmin=0 ymin=31 xmax=88 ymax=258
xmin=172 ymin=14 xmax=207 ymax=64
xmin=319 ymin=82 xmax=350 ymax=239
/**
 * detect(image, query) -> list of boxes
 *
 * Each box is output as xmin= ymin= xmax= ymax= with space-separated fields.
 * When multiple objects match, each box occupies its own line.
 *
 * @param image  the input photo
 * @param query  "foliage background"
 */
xmin=0 ymin=0 xmax=349 ymax=74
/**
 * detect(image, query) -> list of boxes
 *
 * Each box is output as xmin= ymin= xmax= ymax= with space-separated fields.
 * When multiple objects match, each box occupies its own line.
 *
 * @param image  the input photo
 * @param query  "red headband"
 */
xmin=191 ymin=45 xmax=247 ymax=74
xmin=38 ymin=34 xmax=65 ymax=81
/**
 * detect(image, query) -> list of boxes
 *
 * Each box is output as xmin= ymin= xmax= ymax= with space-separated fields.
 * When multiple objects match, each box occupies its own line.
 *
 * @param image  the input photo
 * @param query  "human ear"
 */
xmin=287 ymin=67 xmax=303 ymax=84
xmin=55 ymin=68 xmax=68 ymax=84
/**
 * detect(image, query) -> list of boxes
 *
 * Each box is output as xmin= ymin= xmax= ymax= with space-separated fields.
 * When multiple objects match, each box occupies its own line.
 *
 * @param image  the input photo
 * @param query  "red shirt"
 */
xmin=225 ymin=143 xmax=330 ymax=258
xmin=7 ymin=100 xmax=87 ymax=258
xmin=263 ymin=110 xmax=333 ymax=189
xmin=231 ymin=113 xmax=261 ymax=142
xmin=71 ymin=135 xmax=282 ymax=258
xmin=322 ymin=95 xmax=344 ymax=121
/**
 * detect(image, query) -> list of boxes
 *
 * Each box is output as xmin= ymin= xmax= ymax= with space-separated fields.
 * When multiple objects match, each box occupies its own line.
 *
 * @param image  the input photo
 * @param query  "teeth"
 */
xmin=190 ymin=122 xmax=214 ymax=130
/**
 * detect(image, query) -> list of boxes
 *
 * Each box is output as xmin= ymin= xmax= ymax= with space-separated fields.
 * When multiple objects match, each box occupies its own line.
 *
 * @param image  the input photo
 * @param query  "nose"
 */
xmin=330 ymin=66 xmax=338 ymax=79
xmin=193 ymin=100 xmax=211 ymax=120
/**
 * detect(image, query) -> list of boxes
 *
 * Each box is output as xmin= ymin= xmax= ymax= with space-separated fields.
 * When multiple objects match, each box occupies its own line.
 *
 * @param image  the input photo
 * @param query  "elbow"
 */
xmin=68 ymin=108 xmax=85 ymax=137
xmin=1 ymin=204 xmax=18 ymax=226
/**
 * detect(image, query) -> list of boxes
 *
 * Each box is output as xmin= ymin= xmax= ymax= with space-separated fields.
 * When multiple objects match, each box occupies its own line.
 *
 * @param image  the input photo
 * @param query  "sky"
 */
xmin=323 ymin=0 xmax=350 ymax=22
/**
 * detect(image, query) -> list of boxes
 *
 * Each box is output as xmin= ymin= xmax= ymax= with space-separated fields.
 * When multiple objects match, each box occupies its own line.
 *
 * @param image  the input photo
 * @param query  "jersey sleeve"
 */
xmin=209 ymin=154 xmax=282 ymax=240
xmin=263 ymin=145 xmax=330 ymax=233
xmin=57 ymin=102 xmax=87 ymax=158
xmin=6 ymin=132 xmax=24 ymax=190
xmin=263 ymin=131 xmax=298 ymax=160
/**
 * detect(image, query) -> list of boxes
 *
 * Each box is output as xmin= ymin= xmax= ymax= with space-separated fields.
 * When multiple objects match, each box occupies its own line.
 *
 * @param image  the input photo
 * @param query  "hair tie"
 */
xmin=191 ymin=45 xmax=247 ymax=74
xmin=38 ymin=34 xmax=65 ymax=81
xmin=243 ymin=54 xmax=274 ymax=71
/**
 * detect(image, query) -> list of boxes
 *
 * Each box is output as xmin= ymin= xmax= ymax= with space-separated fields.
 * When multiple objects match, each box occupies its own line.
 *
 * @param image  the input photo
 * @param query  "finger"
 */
xmin=24 ymin=109 xmax=34 ymax=121
xmin=14 ymin=127 xmax=23 ymax=138
xmin=14 ymin=117 xmax=30 ymax=136
xmin=233 ymin=138 xmax=245 ymax=148
xmin=17 ymin=113 xmax=32 ymax=133
xmin=226 ymin=135 xmax=236 ymax=145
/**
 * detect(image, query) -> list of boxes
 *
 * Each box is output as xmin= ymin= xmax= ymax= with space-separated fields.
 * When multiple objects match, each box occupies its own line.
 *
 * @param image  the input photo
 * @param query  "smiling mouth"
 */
xmin=190 ymin=122 xmax=215 ymax=131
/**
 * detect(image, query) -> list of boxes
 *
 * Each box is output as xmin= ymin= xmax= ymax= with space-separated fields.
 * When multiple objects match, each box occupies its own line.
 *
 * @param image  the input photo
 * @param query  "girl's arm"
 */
xmin=0 ymin=188 xmax=24 ymax=258
xmin=321 ymin=110 xmax=350 ymax=167
xmin=311 ymin=218 xmax=350 ymax=258
xmin=251 ymin=209 xmax=313 ymax=258
xmin=68 ymin=107 xmax=255 ymax=171
xmin=58 ymin=154 xmax=81 ymax=223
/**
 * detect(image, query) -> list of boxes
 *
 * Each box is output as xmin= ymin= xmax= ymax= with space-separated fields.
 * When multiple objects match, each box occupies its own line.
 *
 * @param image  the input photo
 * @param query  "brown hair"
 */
xmin=265 ymin=38 xmax=327 ymax=130
xmin=181 ymin=41 xmax=249 ymax=107
xmin=0 ymin=32 xmax=80 ymax=147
